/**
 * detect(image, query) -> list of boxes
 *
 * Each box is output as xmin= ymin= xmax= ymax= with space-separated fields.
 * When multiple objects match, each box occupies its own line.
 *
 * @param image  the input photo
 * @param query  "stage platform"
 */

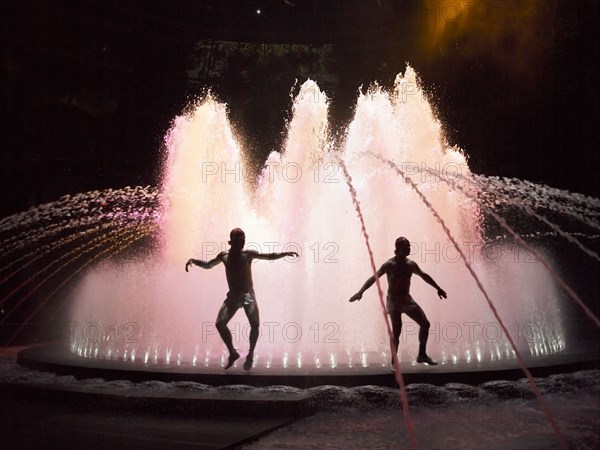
xmin=17 ymin=343 xmax=600 ymax=388
xmin=3 ymin=345 xmax=599 ymax=448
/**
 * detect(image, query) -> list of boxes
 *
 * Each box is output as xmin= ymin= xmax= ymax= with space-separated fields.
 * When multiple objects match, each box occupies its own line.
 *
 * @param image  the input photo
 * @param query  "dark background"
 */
xmin=1 ymin=0 xmax=598 ymax=217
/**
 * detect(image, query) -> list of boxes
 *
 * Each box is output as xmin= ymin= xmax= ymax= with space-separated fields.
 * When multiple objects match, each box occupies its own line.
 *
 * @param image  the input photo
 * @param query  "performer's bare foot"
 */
xmin=225 ymin=351 xmax=240 ymax=369
xmin=416 ymin=354 xmax=438 ymax=365
xmin=243 ymin=354 xmax=253 ymax=371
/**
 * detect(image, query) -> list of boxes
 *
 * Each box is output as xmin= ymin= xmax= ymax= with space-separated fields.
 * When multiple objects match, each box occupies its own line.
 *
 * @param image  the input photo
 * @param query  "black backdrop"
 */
xmin=1 ymin=0 xmax=598 ymax=217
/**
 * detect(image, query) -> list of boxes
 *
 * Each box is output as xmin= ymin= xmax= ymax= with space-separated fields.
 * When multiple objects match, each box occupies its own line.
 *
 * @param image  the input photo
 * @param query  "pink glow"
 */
xmin=68 ymin=67 xmax=565 ymax=369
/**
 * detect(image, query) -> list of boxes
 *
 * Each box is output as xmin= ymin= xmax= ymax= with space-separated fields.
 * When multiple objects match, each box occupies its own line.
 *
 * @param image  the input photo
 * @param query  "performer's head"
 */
xmin=229 ymin=227 xmax=245 ymax=250
xmin=395 ymin=236 xmax=411 ymax=257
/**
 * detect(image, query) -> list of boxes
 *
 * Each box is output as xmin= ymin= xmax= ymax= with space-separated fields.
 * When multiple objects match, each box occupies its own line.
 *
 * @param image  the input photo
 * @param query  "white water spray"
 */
xmin=68 ymin=67 xmax=566 ymax=368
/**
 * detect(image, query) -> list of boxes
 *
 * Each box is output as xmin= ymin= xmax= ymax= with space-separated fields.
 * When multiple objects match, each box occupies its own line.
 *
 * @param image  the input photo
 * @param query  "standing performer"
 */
xmin=186 ymin=228 xmax=298 ymax=370
xmin=349 ymin=237 xmax=447 ymax=365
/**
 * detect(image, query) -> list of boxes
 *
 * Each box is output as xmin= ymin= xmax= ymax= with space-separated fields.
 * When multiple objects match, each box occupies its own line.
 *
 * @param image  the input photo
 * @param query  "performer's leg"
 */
xmin=243 ymin=302 xmax=260 ymax=370
xmin=215 ymin=301 xmax=240 ymax=368
xmin=389 ymin=310 xmax=403 ymax=365
xmin=404 ymin=302 xmax=436 ymax=364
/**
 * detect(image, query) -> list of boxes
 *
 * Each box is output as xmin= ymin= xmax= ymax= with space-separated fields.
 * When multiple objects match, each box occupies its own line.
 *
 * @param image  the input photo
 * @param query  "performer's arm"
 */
xmin=349 ymin=264 xmax=387 ymax=302
xmin=412 ymin=262 xmax=447 ymax=299
xmin=248 ymin=250 xmax=299 ymax=261
xmin=185 ymin=252 xmax=224 ymax=271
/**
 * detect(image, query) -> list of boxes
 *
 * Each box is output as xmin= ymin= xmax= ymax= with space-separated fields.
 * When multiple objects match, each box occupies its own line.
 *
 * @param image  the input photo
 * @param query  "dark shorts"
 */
xmin=386 ymin=294 xmax=419 ymax=313
xmin=224 ymin=291 xmax=256 ymax=310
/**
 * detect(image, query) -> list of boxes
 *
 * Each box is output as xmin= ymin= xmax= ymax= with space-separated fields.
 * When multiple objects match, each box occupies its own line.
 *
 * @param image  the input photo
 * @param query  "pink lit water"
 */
xmin=68 ymin=67 xmax=566 ymax=369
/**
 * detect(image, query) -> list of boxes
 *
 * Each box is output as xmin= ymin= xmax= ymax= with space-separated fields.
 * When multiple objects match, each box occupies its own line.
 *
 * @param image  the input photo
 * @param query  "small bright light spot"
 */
xmin=360 ymin=352 xmax=367 ymax=368
xmin=256 ymin=9 xmax=261 ymax=14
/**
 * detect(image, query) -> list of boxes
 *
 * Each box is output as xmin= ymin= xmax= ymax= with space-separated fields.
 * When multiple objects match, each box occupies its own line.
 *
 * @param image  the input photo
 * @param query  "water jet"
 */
xmin=2 ymin=68 xmax=598 ymax=383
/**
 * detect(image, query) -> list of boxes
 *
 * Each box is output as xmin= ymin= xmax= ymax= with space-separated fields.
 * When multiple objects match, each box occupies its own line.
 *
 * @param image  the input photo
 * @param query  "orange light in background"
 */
xmin=421 ymin=0 xmax=554 ymax=76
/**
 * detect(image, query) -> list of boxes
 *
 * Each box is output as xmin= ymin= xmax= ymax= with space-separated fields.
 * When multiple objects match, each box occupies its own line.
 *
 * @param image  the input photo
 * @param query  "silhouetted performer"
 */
xmin=186 ymin=228 xmax=298 ymax=370
xmin=349 ymin=237 xmax=447 ymax=365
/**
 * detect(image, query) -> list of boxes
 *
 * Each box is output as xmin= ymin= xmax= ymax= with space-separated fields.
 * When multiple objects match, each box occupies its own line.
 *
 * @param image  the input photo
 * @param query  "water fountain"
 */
xmin=2 ymin=67 xmax=598 ymax=384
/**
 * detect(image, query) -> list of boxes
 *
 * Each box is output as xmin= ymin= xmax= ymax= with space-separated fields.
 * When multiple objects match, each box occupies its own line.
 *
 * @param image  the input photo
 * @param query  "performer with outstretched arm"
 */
xmin=349 ymin=236 xmax=447 ymax=365
xmin=186 ymin=228 xmax=298 ymax=370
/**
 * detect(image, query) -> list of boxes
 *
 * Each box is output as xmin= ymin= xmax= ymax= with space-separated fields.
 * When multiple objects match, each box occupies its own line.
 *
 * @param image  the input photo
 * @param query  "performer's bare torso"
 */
xmin=222 ymin=251 xmax=254 ymax=294
xmin=384 ymin=256 xmax=415 ymax=301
